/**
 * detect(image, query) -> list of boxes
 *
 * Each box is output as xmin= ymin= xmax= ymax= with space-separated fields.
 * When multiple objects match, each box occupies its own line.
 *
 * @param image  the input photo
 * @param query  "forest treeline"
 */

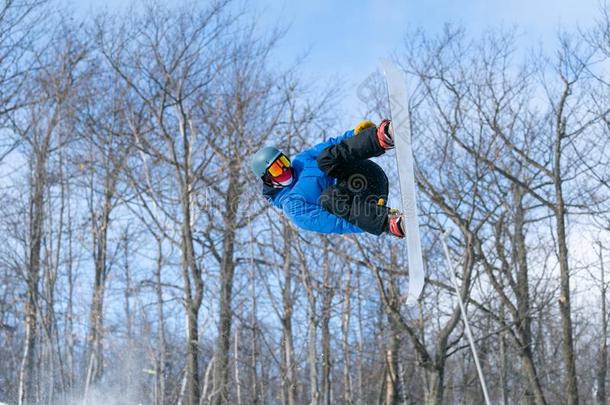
xmin=1 ymin=1 xmax=610 ymax=404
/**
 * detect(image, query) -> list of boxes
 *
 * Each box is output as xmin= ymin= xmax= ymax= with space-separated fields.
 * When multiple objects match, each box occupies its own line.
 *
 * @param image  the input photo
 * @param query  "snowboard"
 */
xmin=382 ymin=60 xmax=425 ymax=305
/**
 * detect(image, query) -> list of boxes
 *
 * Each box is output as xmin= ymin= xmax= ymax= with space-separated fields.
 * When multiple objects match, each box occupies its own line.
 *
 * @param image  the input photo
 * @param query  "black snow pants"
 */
xmin=316 ymin=126 xmax=390 ymax=235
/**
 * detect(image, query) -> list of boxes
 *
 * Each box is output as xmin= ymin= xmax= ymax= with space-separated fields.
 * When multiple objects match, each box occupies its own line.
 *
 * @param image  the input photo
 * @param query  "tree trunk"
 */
xmin=341 ymin=267 xmax=353 ymax=405
xmin=213 ymin=167 xmax=241 ymax=405
xmin=155 ymin=236 xmax=167 ymax=405
xmin=250 ymin=260 xmax=260 ymax=405
xmin=85 ymin=189 xmax=113 ymax=392
xmin=180 ymin=187 xmax=203 ymax=405
xmin=281 ymin=223 xmax=297 ymax=405
xmin=424 ymin=367 xmax=444 ymax=405
xmin=513 ymin=186 xmax=548 ymax=405
xmin=499 ymin=304 xmax=509 ymax=405
xmin=18 ymin=153 xmax=46 ymax=405
xmin=383 ymin=331 xmax=400 ymax=405
xmin=65 ymin=175 xmax=76 ymax=394
xmin=184 ymin=291 xmax=200 ymax=405
xmin=551 ymin=81 xmax=578 ymax=405
xmin=123 ymin=233 xmax=133 ymax=341
xmin=381 ymin=279 xmax=403 ymax=405
xmin=235 ymin=325 xmax=243 ymax=405
xmin=302 ymin=259 xmax=319 ymax=404
xmin=297 ymin=239 xmax=320 ymax=405
xmin=556 ymin=192 xmax=579 ymax=405
xmin=42 ymin=233 xmax=58 ymax=405
xmin=356 ymin=269 xmax=364 ymax=405
xmin=320 ymin=252 xmax=333 ymax=405
xmin=307 ymin=305 xmax=320 ymax=405
xmin=597 ymin=242 xmax=608 ymax=405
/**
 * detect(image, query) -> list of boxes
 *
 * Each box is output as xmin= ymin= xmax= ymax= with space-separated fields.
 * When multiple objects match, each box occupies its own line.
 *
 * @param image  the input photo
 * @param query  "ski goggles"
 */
xmin=266 ymin=154 xmax=291 ymax=177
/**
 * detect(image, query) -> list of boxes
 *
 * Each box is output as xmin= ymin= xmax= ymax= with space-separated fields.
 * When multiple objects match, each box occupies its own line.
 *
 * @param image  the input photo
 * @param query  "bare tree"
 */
xmin=0 ymin=0 xmax=48 ymax=163
xmin=15 ymin=22 xmax=87 ymax=404
xmin=385 ymin=24 xmax=608 ymax=403
xmin=79 ymin=61 xmax=132 ymax=393
xmin=95 ymin=4 xmax=235 ymax=402
xmin=202 ymin=31 xmax=300 ymax=405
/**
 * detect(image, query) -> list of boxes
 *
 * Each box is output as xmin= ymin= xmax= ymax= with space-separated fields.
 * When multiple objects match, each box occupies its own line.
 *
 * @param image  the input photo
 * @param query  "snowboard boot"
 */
xmin=387 ymin=209 xmax=405 ymax=238
xmin=376 ymin=119 xmax=395 ymax=150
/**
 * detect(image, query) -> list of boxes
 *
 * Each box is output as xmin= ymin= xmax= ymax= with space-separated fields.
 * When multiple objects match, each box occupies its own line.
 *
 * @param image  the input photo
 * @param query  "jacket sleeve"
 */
xmin=282 ymin=195 xmax=363 ymax=234
xmin=301 ymin=129 xmax=354 ymax=159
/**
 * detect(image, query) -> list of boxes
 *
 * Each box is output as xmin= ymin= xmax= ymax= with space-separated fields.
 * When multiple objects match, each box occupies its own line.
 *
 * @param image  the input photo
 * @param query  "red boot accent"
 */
xmin=376 ymin=119 xmax=394 ymax=150
xmin=388 ymin=211 xmax=405 ymax=238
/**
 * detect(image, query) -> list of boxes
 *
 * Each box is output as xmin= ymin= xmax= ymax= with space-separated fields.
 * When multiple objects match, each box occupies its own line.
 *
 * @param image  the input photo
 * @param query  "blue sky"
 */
xmin=75 ymin=0 xmax=601 ymax=123
xmin=248 ymin=0 xmax=601 ymax=122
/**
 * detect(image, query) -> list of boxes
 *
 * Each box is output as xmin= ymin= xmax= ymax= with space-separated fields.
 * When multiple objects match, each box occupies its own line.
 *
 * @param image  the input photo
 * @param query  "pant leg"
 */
xmin=320 ymin=160 xmax=390 ymax=235
xmin=316 ymin=126 xmax=384 ymax=179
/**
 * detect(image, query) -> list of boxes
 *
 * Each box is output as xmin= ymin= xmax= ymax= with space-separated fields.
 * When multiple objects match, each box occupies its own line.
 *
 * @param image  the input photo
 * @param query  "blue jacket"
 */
xmin=264 ymin=130 xmax=364 ymax=234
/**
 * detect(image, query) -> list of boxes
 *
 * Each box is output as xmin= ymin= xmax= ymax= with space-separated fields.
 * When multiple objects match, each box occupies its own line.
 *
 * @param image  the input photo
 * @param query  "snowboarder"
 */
xmin=250 ymin=119 xmax=406 ymax=238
